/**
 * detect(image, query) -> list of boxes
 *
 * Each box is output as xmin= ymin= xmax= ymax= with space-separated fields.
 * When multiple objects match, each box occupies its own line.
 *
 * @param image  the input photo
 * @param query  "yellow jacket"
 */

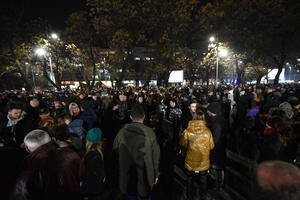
xmin=179 ymin=120 xmax=214 ymax=172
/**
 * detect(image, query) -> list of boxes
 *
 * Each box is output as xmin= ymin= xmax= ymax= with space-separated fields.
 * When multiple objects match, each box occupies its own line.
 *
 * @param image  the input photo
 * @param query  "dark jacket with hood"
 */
xmin=207 ymin=102 xmax=226 ymax=168
xmin=113 ymin=122 xmax=160 ymax=195
xmin=68 ymin=119 xmax=84 ymax=139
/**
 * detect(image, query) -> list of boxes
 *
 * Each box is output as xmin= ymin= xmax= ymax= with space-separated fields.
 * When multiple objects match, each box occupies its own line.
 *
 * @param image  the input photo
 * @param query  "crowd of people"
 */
xmin=0 ymin=83 xmax=300 ymax=200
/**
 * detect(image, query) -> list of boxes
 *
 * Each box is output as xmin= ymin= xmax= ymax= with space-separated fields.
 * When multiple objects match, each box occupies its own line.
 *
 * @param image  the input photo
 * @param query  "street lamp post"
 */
xmin=216 ymin=51 xmax=219 ymax=84
xmin=217 ymin=49 xmax=228 ymax=85
xmin=25 ymin=62 xmax=36 ymax=89
xmin=35 ymin=48 xmax=56 ymax=84
xmin=49 ymin=56 xmax=55 ymax=83
xmin=209 ymin=36 xmax=228 ymax=86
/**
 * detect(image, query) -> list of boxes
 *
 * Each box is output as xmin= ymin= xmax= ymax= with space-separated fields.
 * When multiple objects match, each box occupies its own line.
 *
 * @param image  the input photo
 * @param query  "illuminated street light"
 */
xmin=35 ymin=47 xmax=56 ymax=84
xmin=219 ymin=48 xmax=228 ymax=57
xmin=209 ymin=36 xmax=229 ymax=86
xmin=35 ymin=48 xmax=46 ymax=56
xmin=51 ymin=33 xmax=58 ymax=39
xmin=215 ymin=48 xmax=228 ymax=86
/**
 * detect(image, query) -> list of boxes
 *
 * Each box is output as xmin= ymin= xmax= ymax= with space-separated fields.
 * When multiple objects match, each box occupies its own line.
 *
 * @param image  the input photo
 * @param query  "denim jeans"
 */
xmin=186 ymin=170 xmax=209 ymax=200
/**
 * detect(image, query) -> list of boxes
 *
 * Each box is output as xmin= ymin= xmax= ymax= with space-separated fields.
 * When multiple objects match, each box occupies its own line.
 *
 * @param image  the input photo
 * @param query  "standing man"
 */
xmin=182 ymin=100 xmax=198 ymax=131
xmin=207 ymin=102 xmax=227 ymax=191
xmin=0 ymin=102 xmax=34 ymax=148
xmin=10 ymin=129 xmax=59 ymax=200
xmin=11 ymin=129 xmax=83 ymax=200
xmin=0 ymin=103 xmax=34 ymax=200
xmin=113 ymin=104 xmax=160 ymax=200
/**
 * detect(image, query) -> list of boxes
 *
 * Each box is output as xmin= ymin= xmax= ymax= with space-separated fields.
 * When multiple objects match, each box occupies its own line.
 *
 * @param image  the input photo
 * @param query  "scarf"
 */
xmin=7 ymin=111 xmax=26 ymax=127
xmin=73 ymin=112 xmax=79 ymax=117
xmin=264 ymin=127 xmax=275 ymax=135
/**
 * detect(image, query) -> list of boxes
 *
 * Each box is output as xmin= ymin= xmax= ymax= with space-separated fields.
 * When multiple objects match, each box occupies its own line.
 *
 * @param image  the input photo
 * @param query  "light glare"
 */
xmin=219 ymin=49 xmax=228 ymax=57
xmin=51 ymin=33 xmax=58 ymax=39
xmin=35 ymin=48 xmax=46 ymax=56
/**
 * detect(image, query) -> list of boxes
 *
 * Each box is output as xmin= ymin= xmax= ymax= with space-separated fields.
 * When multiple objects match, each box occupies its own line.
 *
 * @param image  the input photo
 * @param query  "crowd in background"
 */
xmin=0 ymin=83 xmax=300 ymax=200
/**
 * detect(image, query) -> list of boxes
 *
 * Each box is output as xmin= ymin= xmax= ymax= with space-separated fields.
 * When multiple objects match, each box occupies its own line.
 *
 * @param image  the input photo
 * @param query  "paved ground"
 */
xmin=150 ymin=165 xmax=233 ymax=200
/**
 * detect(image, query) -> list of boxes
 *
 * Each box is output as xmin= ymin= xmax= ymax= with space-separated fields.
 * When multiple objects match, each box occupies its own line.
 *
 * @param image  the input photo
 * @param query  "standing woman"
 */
xmin=82 ymin=128 xmax=105 ymax=200
xmin=179 ymin=109 xmax=214 ymax=200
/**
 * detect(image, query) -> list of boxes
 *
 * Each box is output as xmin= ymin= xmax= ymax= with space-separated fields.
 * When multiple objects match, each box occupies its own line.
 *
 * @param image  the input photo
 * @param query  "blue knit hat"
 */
xmin=87 ymin=128 xmax=102 ymax=144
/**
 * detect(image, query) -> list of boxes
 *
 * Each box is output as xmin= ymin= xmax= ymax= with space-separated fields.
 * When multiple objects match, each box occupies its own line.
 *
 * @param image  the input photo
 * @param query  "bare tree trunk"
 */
xmin=162 ymin=71 xmax=170 ymax=87
xmin=274 ymin=66 xmax=282 ymax=84
xmin=89 ymin=46 xmax=96 ymax=91
xmin=157 ymin=74 xmax=163 ymax=86
xmin=15 ymin=59 xmax=33 ymax=92
xmin=274 ymin=41 xmax=287 ymax=84
xmin=256 ymin=76 xmax=263 ymax=84
xmin=206 ymin=78 xmax=209 ymax=86
xmin=41 ymin=61 xmax=60 ymax=91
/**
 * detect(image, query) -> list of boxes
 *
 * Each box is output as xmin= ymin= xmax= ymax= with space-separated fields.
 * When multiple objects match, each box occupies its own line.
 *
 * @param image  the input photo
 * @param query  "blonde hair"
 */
xmin=86 ymin=140 xmax=104 ymax=159
xmin=68 ymin=102 xmax=79 ymax=116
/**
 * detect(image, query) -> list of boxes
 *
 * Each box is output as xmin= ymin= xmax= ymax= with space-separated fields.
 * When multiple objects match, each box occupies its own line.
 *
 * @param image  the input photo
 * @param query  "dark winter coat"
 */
xmin=0 ymin=146 xmax=26 ymax=200
xmin=77 ymin=109 xmax=97 ymax=130
xmin=262 ymin=92 xmax=280 ymax=114
xmin=82 ymin=150 xmax=105 ymax=196
xmin=88 ymin=99 xmax=101 ymax=113
xmin=259 ymin=134 xmax=284 ymax=162
xmin=153 ymin=119 xmax=175 ymax=175
xmin=56 ymin=146 xmax=83 ymax=197
xmin=113 ymin=101 xmax=128 ymax=121
xmin=154 ymin=119 xmax=174 ymax=146
xmin=236 ymin=94 xmax=252 ymax=124
xmin=113 ymin=122 xmax=160 ymax=193
xmin=26 ymin=105 xmax=40 ymax=124
xmin=0 ymin=115 xmax=35 ymax=148
xmin=207 ymin=103 xmax=226 ymax=169
xmin=182 ymin=111 xmax=193 ymax=131
xmin=11 ymin=142 xmax=83 ymax=200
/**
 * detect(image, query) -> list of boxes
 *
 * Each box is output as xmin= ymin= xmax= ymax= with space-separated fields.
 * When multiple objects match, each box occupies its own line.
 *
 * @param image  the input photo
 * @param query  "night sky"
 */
xmin=0 ymin=0 xmax=86 ymax=28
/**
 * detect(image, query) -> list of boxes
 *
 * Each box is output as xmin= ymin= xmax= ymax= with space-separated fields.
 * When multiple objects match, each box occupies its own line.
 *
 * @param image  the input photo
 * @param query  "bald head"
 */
xmin=256 ymin=161 xmax=300 ymax=190
xmin=254 ymin=161 xmax=300 ymax=200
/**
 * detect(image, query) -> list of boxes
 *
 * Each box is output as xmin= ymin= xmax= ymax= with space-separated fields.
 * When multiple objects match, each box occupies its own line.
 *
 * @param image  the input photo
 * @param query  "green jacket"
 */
xmin=113 ymin=122 xmax=160 ymax=188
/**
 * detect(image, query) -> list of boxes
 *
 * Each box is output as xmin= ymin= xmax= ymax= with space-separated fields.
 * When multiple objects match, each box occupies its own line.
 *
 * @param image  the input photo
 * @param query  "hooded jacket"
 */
xmin=68 ymin=119 xmax=84 ymax=139
xmin=179 ymin=120 xmax=214 ymax=172
xmin=207 ymin=102 xmax=227 ymax=168
xmin=113 ymin=122 xmax=160 ymax=190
